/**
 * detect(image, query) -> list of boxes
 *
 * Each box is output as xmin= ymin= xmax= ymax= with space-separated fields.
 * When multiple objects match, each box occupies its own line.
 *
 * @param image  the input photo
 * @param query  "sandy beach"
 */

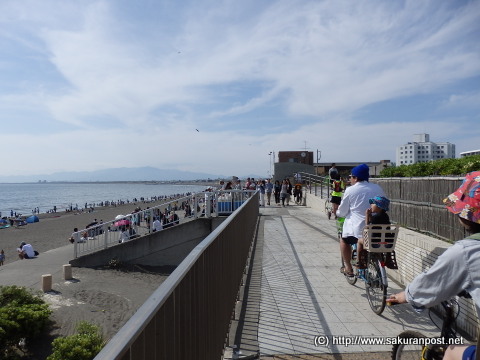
xmin=0 ymin=199 xmax=178 ymax=359
xmin=0 ymin=198 xmax=176 ymax=265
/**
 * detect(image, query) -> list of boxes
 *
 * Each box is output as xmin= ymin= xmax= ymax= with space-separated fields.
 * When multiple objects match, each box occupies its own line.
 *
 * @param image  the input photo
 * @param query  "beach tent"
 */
xmin=26 ymin=215 xmax=39 ymax=223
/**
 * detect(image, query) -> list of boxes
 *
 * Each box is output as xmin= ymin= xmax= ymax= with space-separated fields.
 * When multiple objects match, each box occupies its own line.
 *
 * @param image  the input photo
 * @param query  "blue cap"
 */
xmin=351 ymin=164 xmax=370 ymax=181
xmin=369 ymin=196 xmax=390 ymax=211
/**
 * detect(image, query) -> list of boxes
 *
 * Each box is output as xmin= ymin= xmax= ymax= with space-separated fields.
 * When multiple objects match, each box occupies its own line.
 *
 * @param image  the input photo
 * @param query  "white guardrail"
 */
xmin=72 ymin=190 xmax=257 ymax=258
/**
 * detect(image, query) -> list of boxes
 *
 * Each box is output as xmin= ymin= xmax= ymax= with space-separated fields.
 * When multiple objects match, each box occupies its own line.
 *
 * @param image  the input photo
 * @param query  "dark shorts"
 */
xmin=463 ymin=345 xmax=476 ymax=360
xmin=342 ymin=236 xmax=358 ymax=245
xmin=330 ymin=196 xmax=341 ymax=205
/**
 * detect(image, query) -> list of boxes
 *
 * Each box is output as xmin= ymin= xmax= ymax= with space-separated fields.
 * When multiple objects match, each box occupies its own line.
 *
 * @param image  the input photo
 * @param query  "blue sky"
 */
xmin=1 ymin=0 xmax=479 ymax=178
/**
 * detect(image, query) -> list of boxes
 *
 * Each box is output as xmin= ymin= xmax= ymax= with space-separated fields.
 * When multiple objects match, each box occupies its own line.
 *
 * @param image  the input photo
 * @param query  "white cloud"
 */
xmin=0 ymin=0 xmax=479 ymax=177
xmin=443 ymin=92 xmax=480 ymax=109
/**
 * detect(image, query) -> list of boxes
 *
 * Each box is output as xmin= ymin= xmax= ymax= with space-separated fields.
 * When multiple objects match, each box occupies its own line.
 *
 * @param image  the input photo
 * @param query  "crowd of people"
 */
xmin=223 ymin=176 xmax=303 ymax=208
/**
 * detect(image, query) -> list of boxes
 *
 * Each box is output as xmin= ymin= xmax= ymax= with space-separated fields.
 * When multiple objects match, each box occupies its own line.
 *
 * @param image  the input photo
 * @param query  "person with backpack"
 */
xmin=328 ymin=163 xmax=340 ymax=182
xmin=328 ymin=177 xmax=345 ymax=219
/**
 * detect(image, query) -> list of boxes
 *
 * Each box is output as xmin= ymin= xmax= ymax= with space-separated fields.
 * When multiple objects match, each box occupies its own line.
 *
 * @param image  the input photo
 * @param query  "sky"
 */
xmin=1 ymin=0 xmax=479 ymax=179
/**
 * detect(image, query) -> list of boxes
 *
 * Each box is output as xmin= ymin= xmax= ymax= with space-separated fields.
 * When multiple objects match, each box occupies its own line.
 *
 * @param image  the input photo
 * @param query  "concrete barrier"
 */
xmin=42 ymin=274 xmax=52 ymax=292
xmin=63 ymin=264 xmax=72 ymax=280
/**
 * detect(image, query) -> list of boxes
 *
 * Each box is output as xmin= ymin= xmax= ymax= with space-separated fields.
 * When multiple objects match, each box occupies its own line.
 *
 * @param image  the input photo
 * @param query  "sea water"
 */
xmin=0 ymin=182 xmax=208 ymax=217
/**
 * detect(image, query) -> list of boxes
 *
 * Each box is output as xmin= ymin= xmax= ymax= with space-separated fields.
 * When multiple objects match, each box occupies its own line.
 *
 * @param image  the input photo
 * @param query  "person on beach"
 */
xmin=17 ymin=242 xmax=39 ymax=259
xmin=119 ymin=225 xmax=132 ymax=243
xmin=0 ymin=249 xmax=5 ymax=265
xmin=153 ymin=217 xmax=162 ymax=232
xmin=69 ymin=227 xmax=85 ymax=243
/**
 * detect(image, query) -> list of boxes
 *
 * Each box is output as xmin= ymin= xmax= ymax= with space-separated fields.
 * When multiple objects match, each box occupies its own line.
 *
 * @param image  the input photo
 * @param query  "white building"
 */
xmin=460 ymin=150 xmax=480 ymax=157
xmin=396 ymin=134 xmax=456 ymax=165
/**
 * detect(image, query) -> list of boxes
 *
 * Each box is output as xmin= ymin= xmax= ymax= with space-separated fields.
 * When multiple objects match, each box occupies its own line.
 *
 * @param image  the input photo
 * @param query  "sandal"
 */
xmin=340 ymin=267 xmax=355 ymax=277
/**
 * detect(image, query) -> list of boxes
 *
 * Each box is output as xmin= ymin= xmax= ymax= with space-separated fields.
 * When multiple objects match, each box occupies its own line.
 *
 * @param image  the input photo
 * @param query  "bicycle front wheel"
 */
xmin=365 ymin=257 xmax=387 ymax=315
xmin=392 ymin=331 xmax=427 ymax=360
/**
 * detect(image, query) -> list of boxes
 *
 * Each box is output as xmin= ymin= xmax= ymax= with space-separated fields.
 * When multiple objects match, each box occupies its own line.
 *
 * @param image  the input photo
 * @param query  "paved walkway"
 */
xmin=0 ymin=245 xmax=73 ymax=289
xmin=225 ymin=203 xmax=441 ymax=359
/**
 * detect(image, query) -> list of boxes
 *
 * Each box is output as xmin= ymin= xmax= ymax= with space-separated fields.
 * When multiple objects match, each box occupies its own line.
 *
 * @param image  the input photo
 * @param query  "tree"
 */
xmin=0 ymin=286 xmax=51 ymax=359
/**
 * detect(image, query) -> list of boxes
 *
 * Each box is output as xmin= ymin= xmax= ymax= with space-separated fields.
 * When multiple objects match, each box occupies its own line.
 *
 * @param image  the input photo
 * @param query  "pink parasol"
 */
xmin=114 ymin=219 xmax=131 ymax=227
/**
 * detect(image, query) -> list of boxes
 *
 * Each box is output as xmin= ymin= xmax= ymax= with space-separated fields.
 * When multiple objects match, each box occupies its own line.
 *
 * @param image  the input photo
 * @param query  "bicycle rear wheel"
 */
xmin=365 ymin=257 xmax=387 ymax=315
xmin=392 ymin=331 xmax=427 ymax=360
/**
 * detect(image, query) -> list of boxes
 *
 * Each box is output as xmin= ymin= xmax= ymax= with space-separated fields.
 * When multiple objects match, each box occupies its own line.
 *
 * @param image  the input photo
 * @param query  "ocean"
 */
xmin=0 ymin=182 xmax=209 ymax=217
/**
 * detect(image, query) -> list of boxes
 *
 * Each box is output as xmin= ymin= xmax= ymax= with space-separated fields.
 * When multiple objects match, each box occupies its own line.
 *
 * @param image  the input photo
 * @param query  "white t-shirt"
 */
xmin=119 ymin=230 xmax=130 ymax=243
xmin=336 ymin=181 xmax=386 ymax=239
xmin=22 ymin=243 xmax=36 ymax=258
xmin=153 ymin=219 xmax=162 ymax=231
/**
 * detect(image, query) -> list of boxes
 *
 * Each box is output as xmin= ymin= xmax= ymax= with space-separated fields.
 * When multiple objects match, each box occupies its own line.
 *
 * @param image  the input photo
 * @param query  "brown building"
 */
xmin=277 ymin=151 xmax=314 ymax=165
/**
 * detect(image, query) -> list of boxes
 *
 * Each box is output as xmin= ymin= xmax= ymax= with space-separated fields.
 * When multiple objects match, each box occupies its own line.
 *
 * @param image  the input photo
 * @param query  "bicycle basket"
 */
xmin=363 ymin=224 xmax=399 ymax=252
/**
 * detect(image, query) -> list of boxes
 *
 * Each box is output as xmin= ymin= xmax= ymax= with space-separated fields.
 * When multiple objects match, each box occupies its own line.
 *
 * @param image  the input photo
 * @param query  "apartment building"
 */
xmin=396 ymin=134 xmax=455 ymax=165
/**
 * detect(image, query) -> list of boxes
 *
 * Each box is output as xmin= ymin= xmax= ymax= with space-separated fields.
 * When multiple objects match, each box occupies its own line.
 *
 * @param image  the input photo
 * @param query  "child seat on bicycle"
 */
xmin=365 ymin=196 xmax=398 ymax=269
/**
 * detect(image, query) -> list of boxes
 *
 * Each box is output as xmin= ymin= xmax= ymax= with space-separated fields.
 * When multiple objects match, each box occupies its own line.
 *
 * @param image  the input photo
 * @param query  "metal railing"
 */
xmin=297 ymin=172 xmax=330 ymax=198
xmin=93 ymin=192 xmax=259 ymax=360
xmin=73 ymin=190 xmax=256 ymax=258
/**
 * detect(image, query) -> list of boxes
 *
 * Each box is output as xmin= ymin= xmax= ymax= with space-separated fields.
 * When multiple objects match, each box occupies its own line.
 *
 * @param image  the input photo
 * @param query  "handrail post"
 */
xmin=206 ymin=193 xmax=212 ymax=218
xmin=104 ymin=224 xmax=108 ymax=249
xmin=194 ymin=194 xmax=198 ymax=219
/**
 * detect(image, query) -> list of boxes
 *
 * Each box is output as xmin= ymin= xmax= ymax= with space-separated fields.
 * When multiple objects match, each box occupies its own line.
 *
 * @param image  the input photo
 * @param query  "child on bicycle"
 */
xmin=365 ymin=195 xmax=397 ymax=269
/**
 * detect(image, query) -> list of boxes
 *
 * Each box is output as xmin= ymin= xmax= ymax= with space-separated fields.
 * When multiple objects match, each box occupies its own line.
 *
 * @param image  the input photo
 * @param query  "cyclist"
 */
xmin=328 ymin=163 xmax=340 ymax=183
xmin=336 ymin=164 xmax=385 ymax=276
xmin=328 ymin=177 xmax=345 ymax=220
xmin=388 ymin=171 xmax=480 ymax=360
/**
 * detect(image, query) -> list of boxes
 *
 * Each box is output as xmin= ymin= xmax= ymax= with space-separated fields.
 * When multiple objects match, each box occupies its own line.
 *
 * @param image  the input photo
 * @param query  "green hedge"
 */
xmin=47 ymin=322 xmax=104 ymax=360
xmin=380 ymin=155 xmax=480 ymax=177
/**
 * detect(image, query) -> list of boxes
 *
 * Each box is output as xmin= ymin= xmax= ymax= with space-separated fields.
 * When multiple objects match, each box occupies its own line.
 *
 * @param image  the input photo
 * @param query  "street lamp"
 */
xmin=268 ymin=152 xmax=272 ymax=178
xmin=268 ymin=151 xmax=275 ymax=179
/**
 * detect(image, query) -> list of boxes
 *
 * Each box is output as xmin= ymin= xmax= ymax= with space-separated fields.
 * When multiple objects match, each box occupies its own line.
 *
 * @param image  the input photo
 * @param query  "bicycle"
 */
xmin=391 ymin=292 xmax=473 ymax=359
xmin=341 ymin=224 xmax=399 ymax=315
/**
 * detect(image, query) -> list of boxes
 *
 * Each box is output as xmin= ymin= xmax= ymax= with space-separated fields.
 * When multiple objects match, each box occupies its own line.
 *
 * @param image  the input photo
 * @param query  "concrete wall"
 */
xmin=70 ymin=217 xmax=225 ymax=268
xmin=305 ymin=191 xmax=478 ymax=340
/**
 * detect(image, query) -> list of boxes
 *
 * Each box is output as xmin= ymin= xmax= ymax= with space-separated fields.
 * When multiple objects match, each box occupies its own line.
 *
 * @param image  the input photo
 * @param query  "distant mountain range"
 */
xmin=0 ymin=167 xmax=228 ymax=183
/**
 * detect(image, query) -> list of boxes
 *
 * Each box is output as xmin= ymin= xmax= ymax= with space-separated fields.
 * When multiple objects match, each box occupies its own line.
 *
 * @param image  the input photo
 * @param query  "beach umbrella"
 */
xmin=114 ymin=219 xmax=131 ymax=227
xmin=0 ymin=219 xmax=7 ymax=224
xmin=115 ymin=215 xmax=125 ymax=220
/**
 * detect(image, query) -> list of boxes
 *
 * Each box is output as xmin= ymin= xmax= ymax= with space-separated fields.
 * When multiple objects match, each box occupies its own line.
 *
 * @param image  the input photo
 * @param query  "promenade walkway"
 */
xmin=0 ymin=198 xmax=447 ymax=359
xmin=225 ymin=203 xmax=441 ymax=359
